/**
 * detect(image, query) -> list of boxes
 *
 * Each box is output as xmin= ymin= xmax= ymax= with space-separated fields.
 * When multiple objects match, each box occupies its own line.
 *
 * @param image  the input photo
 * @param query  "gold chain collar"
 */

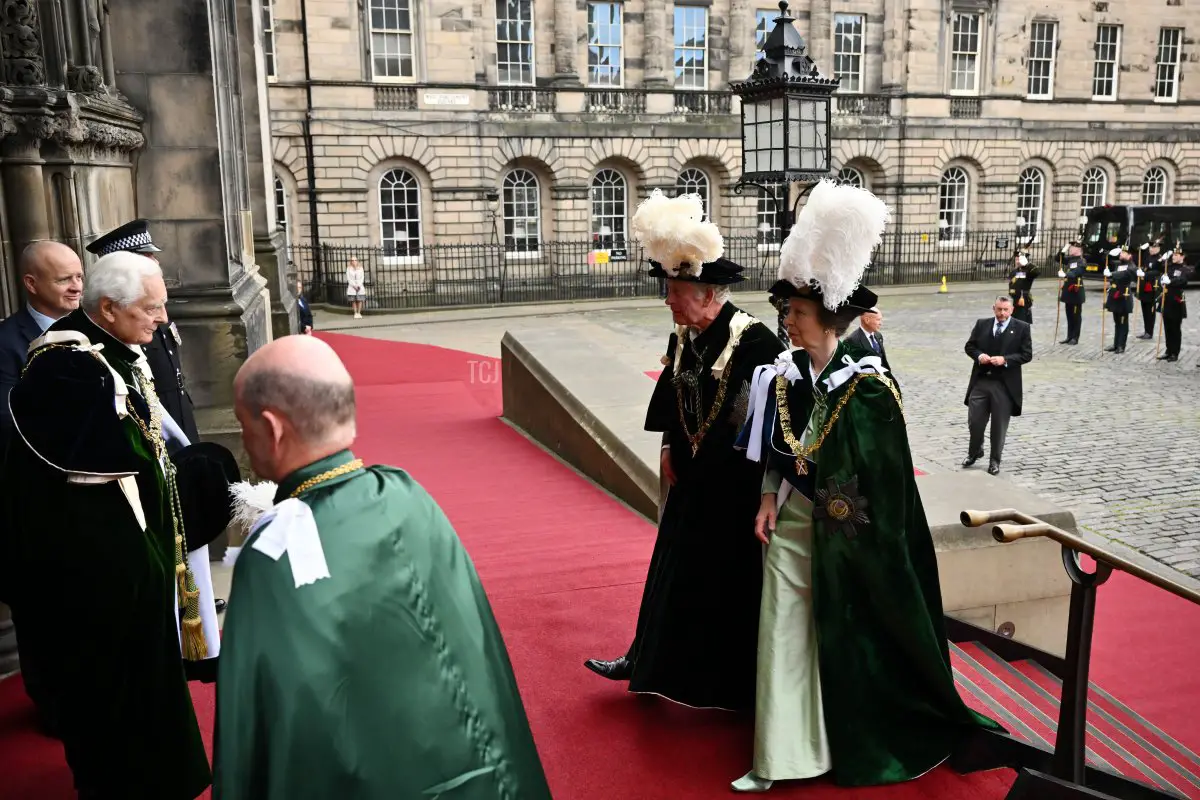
xmin=673 ymin=322 xmax=752 ymax=456
xmin=775 ymin=371 xmax=903 ymax=475
xmin=289 ymin=459 xmax=365 ymax=498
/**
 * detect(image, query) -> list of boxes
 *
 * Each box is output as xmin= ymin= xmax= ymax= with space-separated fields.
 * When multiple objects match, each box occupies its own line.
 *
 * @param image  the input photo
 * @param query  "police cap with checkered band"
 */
xmin=85 ymin=219 xmax=162 ymax=257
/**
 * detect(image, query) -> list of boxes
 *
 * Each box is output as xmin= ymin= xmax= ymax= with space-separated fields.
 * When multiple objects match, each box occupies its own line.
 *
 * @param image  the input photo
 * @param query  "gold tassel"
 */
xmin=182 ymin=616 xmax=208 ymax=660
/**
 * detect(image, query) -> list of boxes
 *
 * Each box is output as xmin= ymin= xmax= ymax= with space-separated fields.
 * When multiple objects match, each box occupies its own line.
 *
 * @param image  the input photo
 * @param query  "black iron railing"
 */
xmin=286 ymin=228 xmax=1076 ymax=310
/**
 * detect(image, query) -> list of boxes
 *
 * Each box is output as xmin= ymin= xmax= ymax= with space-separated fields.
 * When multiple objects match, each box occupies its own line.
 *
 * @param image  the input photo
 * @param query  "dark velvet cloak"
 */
xmin=214 ymin=451 xmax=552 ymax=800
xmin=743 ymin=340 xmax=1000 ymax=786
xmin=629 ymin=302 xmax=783 ymax=711
xmin=1 ymin=308 xmax=210 ymax=799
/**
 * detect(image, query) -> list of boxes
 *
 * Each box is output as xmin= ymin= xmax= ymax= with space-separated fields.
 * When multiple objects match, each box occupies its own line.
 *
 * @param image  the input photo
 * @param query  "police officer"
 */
xmin=85 ymin=220 xmax=199 ymax=445
xmin=1136 ymin=239 xmax=1165 ymax=339
xmin=1007 ymin=250 xmax=1038 ymax=325
xmin=1158 ymin=244 xmax=1193 ymax=363
xmin=1058 ymin=239 xmax=1087 ymax=345
xmin=1103 ymin=245 xmax=1136 ymax=353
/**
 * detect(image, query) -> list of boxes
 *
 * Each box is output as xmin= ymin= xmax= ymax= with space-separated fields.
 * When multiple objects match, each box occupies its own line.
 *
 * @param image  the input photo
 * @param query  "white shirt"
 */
xmin=26 ymin=304 xmax=58 ymax=334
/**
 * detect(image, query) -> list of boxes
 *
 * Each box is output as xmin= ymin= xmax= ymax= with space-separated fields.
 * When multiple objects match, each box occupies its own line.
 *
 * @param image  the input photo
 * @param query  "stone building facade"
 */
xmin=267 ymin=0 xmax=1200 ymax=284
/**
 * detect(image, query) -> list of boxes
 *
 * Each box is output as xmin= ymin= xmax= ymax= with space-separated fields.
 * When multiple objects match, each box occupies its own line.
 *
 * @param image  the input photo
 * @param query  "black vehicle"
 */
xmin=1080 ymin=204 xmax=1200 ymax=281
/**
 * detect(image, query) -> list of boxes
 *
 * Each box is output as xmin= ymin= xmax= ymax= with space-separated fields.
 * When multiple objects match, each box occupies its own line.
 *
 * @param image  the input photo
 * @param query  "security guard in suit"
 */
xmin=1007 ymin=250 xmax=1038 ymax=325
xmin=1103 ymin=245 xmax=1136 ymax=353
xmin=85 ymin=220 xmax=199 ymax=445
xmin=1159 ymin=244 xmax=1193 ymax=363
xmin=1136 ymin=240 xmax=1165 ymax=339
xmin=1058 ymin=239 xmax=1087 ymax=345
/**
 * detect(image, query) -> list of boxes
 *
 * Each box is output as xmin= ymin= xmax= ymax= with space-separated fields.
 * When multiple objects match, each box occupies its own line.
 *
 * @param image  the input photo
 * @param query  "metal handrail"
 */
xmin=961 ymin=508 xmax=1200 ymax=606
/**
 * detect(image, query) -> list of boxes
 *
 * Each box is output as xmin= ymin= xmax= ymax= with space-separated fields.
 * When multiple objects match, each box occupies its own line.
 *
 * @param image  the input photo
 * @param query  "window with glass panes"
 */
xmin=503 ymin=170 xmax=541 ymax=253
xmin=379 ymin=169 xmax=422 ymax=257
xmin=950 ymin=12 xmax=981 ymax=95
xmin=263 ymin=0 xmax=277 ymax=78
xmin=1015 ymin=168 xmax=1045 ymax=239
xmin=1154 ymin=28 xmax=1182 ymax=102
xmin=754 ymin=9 xmax=774 ymax=59
xmin=591 ymin=170 xmax=627 ymax=247
xmin=274 ymin=177 xmax=288 ymax=231
xmin=833 ymin=14 xmax=865 ymax=93
xmin=676 ymin=169 xmax=710 ymax=219
xmin=1142 ymin=167 xmax=1168 ymax=205
xmin=587 ymin=3 xmax=623 ymax=87
xmin=939 ymin=168 xmax=969 ymax=243
xmin=1092 ymin=25 xmax=1120 ymax=100
xmin=673 ymin=6 xmax=708 ymax=89
xmin=1026 ymin=22 xmax=1057 ymax=98
xmin=1080 ymin=167 xmax=1108 ymax=215
xmin=496 ymin=0 xmax=535 ymax=86
xmin=836 ymin=167 xmax=865 ymax=188
xmin=757 ymin=184 xmax=782 ymax=247
xmin=370 ymin=0 xmax=415 ymax=80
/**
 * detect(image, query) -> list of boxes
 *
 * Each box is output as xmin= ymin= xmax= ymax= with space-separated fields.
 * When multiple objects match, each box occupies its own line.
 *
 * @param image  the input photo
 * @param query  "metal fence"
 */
xmin=289 ymin=228 xmax=1076 ymax=311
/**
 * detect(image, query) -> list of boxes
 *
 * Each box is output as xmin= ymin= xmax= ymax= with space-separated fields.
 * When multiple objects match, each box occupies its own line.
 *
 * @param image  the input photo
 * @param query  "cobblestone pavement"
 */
xmin=323 ymin=281 xmax=1200 ymax=579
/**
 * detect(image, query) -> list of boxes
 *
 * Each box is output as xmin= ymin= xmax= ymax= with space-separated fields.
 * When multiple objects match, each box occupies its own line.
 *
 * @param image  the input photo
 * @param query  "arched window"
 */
xmin=1079 ymin=167 xmax=1108 ymax=216
xmin=273 ymin=176 xmax=288 ymax=231
xmin=675 ymin=168 xmax=710 ymax=219
xmin=1142 ymin=166 xmax=1168 ymax=205
xmin=379 ymin=168 xmax=422 ymax=258
xmin=1015 ymin=167 xmax=1045 ymax=240
xmin=938 ymin=167 xmax=969 ymax=244
xmin=591 ymin=169 xmax=627 ymax=248
xmin=502 ymin=169 xmax=541 ymax=254
xmin=836 ymin=166 xmax=865 ymax=188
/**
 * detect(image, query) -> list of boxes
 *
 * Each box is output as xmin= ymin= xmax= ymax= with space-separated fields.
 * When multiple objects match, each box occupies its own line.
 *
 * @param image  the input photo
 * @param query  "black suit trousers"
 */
xmin=1164 ymin=316 xmax=1182 ymax=357
xmin=967 ymin=378 xmax=1012 ymax=464
xmin=1111 ymin=311 xmax=1129 ymax=349
xmin=1140 ymin=298 xmax=1156 ymax=336
xmin=1065 ymin=304 xmax=1082 ymax=342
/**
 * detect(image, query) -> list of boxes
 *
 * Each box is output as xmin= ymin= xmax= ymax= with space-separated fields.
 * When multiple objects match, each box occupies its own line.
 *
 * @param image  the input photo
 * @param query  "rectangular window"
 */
xmin=370 ymin=0 xmax=415 ymax=80
xmin=587 ymin=2 xmax=623 ymax=87
xmin=673 ymin=6 xmax=708 ymax=89
xmin=263 ymin=0 xmax=277 ymax=79
xmin=1026 ymin=21 xmax=1057 ymax=99
xmin=754 ymin=9 xmax=775 ymax=59
xmin=950 ymin=12 xmax=981 ymax=95
xmin=833 ymin=13 xmax=866 ymax=93
xmin=1154 ymin=27 xmax=1182 ymax=102
xmin=497 ymin=0 xmax=535 ymax=86
xmin=1092 ymin=24 xmax=1120 ymax=100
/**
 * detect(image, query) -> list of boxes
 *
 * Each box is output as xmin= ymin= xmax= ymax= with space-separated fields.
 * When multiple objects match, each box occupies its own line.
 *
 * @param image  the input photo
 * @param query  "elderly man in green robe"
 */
xmin=215 ymin=334 xmax=552 ymax=800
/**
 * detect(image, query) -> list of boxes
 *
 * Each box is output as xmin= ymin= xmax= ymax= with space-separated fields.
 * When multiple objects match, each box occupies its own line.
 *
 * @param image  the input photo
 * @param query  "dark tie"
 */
xmin=994 ymin=323 xmax=1002 ymax=340
xmin=870 ymin=334 xmax=880 ymax=353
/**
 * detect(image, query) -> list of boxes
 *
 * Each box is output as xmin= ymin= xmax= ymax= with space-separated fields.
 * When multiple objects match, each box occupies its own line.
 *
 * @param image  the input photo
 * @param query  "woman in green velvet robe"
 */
xmin=732 ymin=180 xmax=999 ymax=793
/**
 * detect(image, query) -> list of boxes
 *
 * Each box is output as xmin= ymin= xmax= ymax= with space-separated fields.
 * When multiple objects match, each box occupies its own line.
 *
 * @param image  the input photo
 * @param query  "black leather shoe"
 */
xmin=1166 ymin=355 xmax=1178 ymax=363
xmin=1066 ymin=339 xmax=1078 ymax=345
xmin=584 ymin=656 xmax=633 ymax=681
xmin=988 ymin=462 xmax=1001 ymax=476
xmin=1105 ymin=346 xmax=1118 ymax=352
xmin=1158 ymin=354 xmax=1172 ymax=360
xmin=1138 ymin=333 xmax=1153 ymax=339
xmin=1059 ymin=338 xmax=1072 ymax=344
xmin=214 ymin=598 xmax=227 ymax=614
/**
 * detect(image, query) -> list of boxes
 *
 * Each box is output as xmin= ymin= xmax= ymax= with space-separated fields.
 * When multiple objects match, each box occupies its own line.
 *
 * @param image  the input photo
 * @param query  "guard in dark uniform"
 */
xmin=1007 ymin=250 xmax=1038 ymax=325
xmin=1103 ymin=245 xmax=1136 ymax=353
xmin=1058 ymin=239 xmax=1086 ymax=345
xmin=85 ymin=220 xmax=199 ymax=445
xmin=1136 ymin=240 xmax=1165 ymax=339
xmin=1159 ymin=244 xmax=1193 ymax=363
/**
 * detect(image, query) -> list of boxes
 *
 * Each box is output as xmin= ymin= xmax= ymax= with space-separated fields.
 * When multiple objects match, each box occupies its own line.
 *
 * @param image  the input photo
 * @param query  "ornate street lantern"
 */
xmin=730 ymin=1 xmax=840 ymax=188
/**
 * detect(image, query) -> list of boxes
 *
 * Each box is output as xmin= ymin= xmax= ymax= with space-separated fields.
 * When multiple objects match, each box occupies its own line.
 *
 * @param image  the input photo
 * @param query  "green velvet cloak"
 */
xmin=214 ymin=451 xmax=552 ymax=800
xmin=1 ymin=309 xmax=210 ymax=799
xmin=759 ymin=341 xmax=999 ymax=786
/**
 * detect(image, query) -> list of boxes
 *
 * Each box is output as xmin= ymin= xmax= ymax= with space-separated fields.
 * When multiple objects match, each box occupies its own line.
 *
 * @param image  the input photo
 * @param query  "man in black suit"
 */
xmin=846 ymin=305 xmax=890 ymax=373
xmin=85 ymin=220 xmax=199 ymax=447
xmin=0 ymin=240 xmax=82 ymax=736
xmin=295 ymin=275 xmax=314 ymax=334
xmin=963 ymin=295 xmax=1033 ymax=476
xmin=0 ymin=242 xmax=84 ymax=442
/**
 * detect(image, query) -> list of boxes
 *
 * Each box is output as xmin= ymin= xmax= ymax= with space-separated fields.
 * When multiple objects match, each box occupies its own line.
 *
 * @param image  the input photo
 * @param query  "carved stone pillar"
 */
xmin=551 ymin=0 xmax=580 ymax=86
xmin=3 ymin=0 xmax=48 ymax=86
xmin=643 ymin=0 xmax=671 ymax=88
xmin=728 ymin=0 xmax=752 ymax=86
xmin=1 ymin=138 xmax=53 ymax=257
xmin=809 ymin=0 xmax=833 ymax=73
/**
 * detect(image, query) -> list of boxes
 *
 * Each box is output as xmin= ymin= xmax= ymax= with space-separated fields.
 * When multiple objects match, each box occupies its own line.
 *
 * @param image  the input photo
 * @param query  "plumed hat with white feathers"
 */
xmin=631 ymin=189 xmax=746 ymax=284
xmin=770 ymin=179 xmax=890 ymax=312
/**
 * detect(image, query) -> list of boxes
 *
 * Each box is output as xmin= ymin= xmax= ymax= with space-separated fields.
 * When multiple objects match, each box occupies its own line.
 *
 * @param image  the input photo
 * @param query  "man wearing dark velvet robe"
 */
xmin=1 ymin=251 xmax=211 ymax=799
xmin=583 ymin=191 xmax=783 ymax=711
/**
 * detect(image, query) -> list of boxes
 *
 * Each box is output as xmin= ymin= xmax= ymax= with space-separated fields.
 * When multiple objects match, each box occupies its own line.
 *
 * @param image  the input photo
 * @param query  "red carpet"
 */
xmin=1 ymin=332 xmax=1198 ymax=799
